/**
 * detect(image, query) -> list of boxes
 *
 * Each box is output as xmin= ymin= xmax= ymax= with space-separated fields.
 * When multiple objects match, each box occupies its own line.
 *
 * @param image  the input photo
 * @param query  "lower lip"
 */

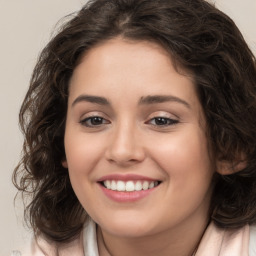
xmin=99 ymin=184 xmax=157 ymax=202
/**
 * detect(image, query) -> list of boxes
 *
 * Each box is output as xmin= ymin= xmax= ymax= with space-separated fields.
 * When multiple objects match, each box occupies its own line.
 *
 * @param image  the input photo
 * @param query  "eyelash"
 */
xmin=146 ymin=117 xmax=179 ymax=126
xmin=80 ymin=116 xmax=178 ymax=128
xmin=80 ymin=116 xmax=110 ymax=127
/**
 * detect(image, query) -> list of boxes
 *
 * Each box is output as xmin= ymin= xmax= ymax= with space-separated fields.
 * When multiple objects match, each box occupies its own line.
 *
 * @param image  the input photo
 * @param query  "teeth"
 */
xmin=103 ymin=180 xmax=159 ymax=192
xmin=126 ymin=181 xmax=135 ymax=192
xmin=116 ymin=181 xmax=125 ymax=191
xmin=149 ymin=181 xmax=154 ymax=189
xmin=110 ymin=180 xmax=117 ymax=190
xmin=105 ymin=180 xmax=111 ymax=189
xmin=135 ymin=181 xmax=142 ymax=191
xmin=142 ymin=181 xmax=149 ymax=190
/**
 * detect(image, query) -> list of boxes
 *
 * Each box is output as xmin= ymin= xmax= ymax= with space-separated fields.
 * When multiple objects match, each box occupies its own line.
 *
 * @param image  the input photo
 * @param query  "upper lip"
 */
xmin=97 ymin=174 xmax=160 ymax=182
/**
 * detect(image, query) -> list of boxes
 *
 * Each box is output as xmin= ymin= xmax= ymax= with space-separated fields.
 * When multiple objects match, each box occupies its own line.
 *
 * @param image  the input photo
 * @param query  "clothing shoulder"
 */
xmin=10 ymin=218 xmax=97 ymax=256
xmin=11 ymin=230 xmax=84 ymax=256
xmin=250 ymin=224 xmax=256 ymax=256
xmin=83 ymin=217 xmax=99 ymax=256
xmin=11 ymin=221 xmax=255 ymax=256
xmin=196 ymin=222 xmax=252 ymax=256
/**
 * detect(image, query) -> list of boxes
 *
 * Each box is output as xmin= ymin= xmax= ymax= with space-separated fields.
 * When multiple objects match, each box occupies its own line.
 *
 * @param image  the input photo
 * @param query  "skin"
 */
xmin=63 ymin=38 xmax=215 ymax=256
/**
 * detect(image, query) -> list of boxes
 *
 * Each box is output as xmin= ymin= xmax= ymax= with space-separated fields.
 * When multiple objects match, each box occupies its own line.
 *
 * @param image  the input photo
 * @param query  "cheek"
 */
xmin=148 ymin=127 xmax=213 ymax=188
xmin=63 ymin=132 xmax=108 ymax=212
xmin=64 ymin=132 xmax=105 ymax=209
xmin=64 ymin=131 xmax=105 ymax=175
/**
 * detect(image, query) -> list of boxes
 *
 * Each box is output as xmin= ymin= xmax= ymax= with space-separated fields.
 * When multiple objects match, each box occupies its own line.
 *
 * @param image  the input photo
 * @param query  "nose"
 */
xmin=105 ymin=122 xmax=146 ymax=166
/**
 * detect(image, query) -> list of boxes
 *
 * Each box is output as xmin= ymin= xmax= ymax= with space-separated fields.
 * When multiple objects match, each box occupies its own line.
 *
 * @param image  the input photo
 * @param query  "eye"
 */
xmin=80 ymin=116 xmax=110 ymax=127
xmin=147 ymin=117 xmax=179 ymax=126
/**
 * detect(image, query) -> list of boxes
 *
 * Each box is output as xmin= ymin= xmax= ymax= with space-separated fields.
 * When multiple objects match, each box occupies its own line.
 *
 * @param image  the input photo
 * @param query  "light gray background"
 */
xmin=0 ymin=0 xmax=255 ymax=255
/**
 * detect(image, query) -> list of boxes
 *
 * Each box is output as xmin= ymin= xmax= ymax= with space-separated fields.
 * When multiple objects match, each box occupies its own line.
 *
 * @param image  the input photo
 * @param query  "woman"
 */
xmin=13 ymin=0 xmax=256 ymax=255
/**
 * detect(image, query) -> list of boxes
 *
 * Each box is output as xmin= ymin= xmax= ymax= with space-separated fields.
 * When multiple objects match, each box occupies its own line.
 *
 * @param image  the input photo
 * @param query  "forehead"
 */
xmin=69 ymin=37 xmax=206 ymax=126
xmin=70 ymin=38 xmax=194 ymax=94
xmin=74 ymin=38 xmax=175 ymax=78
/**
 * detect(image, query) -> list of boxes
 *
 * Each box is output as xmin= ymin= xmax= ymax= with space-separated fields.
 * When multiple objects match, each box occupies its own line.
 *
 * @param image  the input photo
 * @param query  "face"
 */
xmin=64 ymin=38 xmax=214 ymax=239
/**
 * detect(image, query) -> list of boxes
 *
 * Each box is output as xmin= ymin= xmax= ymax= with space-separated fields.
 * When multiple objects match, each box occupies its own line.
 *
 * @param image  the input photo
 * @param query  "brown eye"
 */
xmin=80 ymin=116 xmax=110 ymax=127
xmin=148 ymin=117 xmax=178 ymax=126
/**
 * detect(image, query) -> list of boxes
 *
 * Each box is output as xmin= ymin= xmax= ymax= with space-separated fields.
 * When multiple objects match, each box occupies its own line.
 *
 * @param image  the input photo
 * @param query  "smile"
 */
xmin=98 ymin=174 xmax=161 ymax=202
xmin=102 ymin=180 xmax=160 ymax=192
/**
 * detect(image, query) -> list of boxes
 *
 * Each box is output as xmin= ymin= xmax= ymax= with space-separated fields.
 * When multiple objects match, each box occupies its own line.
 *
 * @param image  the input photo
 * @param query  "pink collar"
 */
xmin=32 ymin=220 xmax=250 ymax=256
xmin=196 ymin=222 xmax=250 ymax=256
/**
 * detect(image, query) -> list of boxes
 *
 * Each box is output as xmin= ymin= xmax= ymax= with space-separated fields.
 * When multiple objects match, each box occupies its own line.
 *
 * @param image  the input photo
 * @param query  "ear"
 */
xmin=216 ymin=156 xmax=247 ymax=175
xmin=62 ymin=159 xmax=68 ymax=168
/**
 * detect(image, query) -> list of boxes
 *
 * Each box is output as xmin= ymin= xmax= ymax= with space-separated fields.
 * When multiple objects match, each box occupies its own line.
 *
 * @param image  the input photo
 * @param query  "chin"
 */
xmin=98 ymin=215 xmax=158 ymax=238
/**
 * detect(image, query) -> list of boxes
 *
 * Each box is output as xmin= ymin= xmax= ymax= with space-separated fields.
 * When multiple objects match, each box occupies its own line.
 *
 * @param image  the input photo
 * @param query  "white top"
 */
xmin=82 ymin=219 xmax=256 ymax=256
xmin=250 ymin=225 xmax=256 ymax=255
xmin=83 ymin=218 xmax=99 ymax=256
xmin=11 ymin=218 xmax=256 ymax=255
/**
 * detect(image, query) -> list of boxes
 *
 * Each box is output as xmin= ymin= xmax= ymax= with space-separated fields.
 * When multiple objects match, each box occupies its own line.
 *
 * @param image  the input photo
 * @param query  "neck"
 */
xmin=97 ymin=210 xmax=210 ymax=256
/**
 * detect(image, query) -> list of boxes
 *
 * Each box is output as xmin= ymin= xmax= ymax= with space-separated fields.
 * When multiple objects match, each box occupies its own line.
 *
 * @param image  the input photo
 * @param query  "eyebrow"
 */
xmin=72 ymin=94 xmax=190 ymax=109
xmin=139 ymin=95 xmax=191 ymax=109
xmin=72 ymin=95 xmax=110 ymax=107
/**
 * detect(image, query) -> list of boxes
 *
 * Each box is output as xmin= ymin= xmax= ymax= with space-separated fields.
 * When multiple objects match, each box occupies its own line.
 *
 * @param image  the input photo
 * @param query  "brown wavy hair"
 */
xmin=13 ymin=0 xmax=256 ymax=243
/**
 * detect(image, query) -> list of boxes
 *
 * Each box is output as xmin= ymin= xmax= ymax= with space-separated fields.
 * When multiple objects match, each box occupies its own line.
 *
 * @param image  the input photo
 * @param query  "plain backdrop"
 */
xmin=0 ymin=0 xmax=255 ymax=255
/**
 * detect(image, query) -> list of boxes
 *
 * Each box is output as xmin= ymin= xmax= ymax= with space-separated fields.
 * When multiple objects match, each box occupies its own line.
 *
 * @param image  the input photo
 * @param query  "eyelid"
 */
xmin=80 ymin=111 xmax=109 ymax=120
xmin=146 ymin=117 xmax=179 ymax=126
xmin=79 ymin=112 xmax=111 ymax=127
xmin=145 ymin=111 xmax=179 ymax=127
xmin=146 ymin=111 xmax=178 ymax=120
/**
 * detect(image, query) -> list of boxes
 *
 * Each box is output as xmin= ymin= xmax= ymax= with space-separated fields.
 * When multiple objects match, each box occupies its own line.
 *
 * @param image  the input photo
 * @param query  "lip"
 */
xmin=97 ymin=174 xmax=161 ymax=203
xmin=99 ymin=184 xmax=158 ymax=202
xmin=97 ymin=174 xmax=158 ymax=182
